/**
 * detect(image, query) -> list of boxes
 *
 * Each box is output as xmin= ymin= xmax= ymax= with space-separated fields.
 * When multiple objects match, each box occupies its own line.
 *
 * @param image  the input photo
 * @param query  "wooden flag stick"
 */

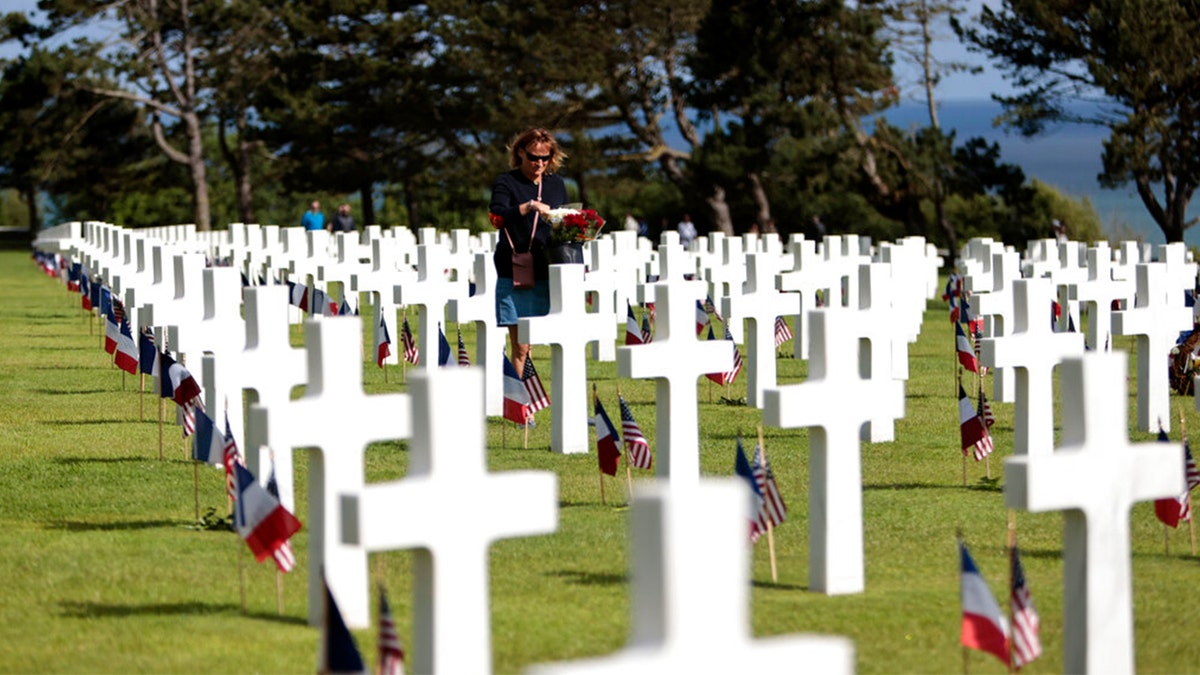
xmin=276 ymin=570 xmax=284 ymax=616
xmin=382 ymin=361 xmax=388 ymax=384
xmin=757 ymin=426 xmax=778 ymax=583
xmin=121 ymin=370 xmax=125 ymax=391
xmin=502 ymin=416 xmax=507 ymax=448
xmin=599 ymin=471 xmax=607 ymax=505
xmin=985 ymin=454 xmax=991 ymax=480
xmin=523 ymin=416 xmax=529 ymax=449
xmin=624 ymin=447 xmax=634 ymax=503
xmin=139 ymin=373 xmax=144 ymax=421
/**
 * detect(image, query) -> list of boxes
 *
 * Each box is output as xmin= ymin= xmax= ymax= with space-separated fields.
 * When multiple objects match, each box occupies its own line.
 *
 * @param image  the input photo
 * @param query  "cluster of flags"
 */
xmin=320 ymin=580 xmax=406 ymax=675
xmin=958 ymin=385 xmax=995 ymax=462
xmin=193 ymin=408 xmax=301 ymax=573
xmin=959 ymin=538 xmax=1041 ymax=668
xmin=501 ymin=353 xmax=551 ymax=426
xmin=379 ymin=315 xmax=478 ymax=370
xmin=625 ymin=302 xmax=654 ymax=345
xmin=286 ymin=280 xmax=355 ymax=317
xmin=1153 ymin=428 xmax=1200 ymax=528
xmin=734 ymin=436 xmax=788 ymax=542
xmin=704 ymin=324 xmax=743 ymax=386
xmin=593 ymin=393 xmax=652 ymax=477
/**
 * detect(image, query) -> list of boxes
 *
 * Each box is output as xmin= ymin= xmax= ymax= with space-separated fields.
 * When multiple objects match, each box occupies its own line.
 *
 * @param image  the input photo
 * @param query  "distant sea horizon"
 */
xmin=886 ymin=98 xmax=1199 ymax=247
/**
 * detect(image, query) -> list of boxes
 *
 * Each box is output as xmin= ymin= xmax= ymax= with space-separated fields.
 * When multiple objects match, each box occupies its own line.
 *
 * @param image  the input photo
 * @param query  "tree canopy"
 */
xmin=0 ymin=0 xmax=1120 ymax=250
xmin=958 ymin=0 xmax=1200 ymax=242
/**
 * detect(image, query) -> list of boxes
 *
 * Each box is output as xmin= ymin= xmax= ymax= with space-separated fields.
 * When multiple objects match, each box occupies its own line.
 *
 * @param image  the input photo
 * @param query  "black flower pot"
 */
xmin=547 ymin=241 xmax=585 ymax=265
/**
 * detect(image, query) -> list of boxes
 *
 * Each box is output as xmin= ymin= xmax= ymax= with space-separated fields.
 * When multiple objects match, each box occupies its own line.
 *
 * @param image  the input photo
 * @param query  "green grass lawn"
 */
xmin=3 ymin=248 xmax=1199 ymax=673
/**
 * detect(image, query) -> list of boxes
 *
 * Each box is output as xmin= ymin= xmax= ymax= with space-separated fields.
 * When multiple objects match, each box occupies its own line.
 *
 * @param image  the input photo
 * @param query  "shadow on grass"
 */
xmin=547 ymin=569 xmax=627 ymax=586
xmin=39 ymin=418 xmax=139 ymax=426
xmin=55 ymin=455 xmax=190 ymax=466
xmin=31 ymin=388 xmax=112 ymax=395
xmin=57 ymin=600 xmax=307 ymax=625
xmin=751 ymin=579 xmax=808 ymax=591
xmin=44 ymin=518 xmax=183 ymax=532
xmin=863 ymin=479 xmax=1002 ymax=493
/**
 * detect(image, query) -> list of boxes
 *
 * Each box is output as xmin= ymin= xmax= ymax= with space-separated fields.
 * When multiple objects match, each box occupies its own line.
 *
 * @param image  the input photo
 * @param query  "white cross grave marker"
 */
xmin=341 ymin=367 xmax=557 ymax=674
xmin=1064 ymin=243 xmax=1129 ymax=352
xmin=521 ymin=264 xmax=617 ymax=454
xmin=980 ymin=278 xmax=1084 ymax=456
xmin=972 ymin=247 xmax=1020 ymax=402
xmin=531 ymin=480 xmax=854 ymax=674
xmin=234 ymin=286 xmax=308 ymax=512
xmin=1112 ymin=262 xmax=1193 ymax=433
xmin=722 ymin=252 xmax=800 ymax=408
xmin=448 ymin=252 xmax=506 ymax=416
xmin=395 ymin=243 xmax=467 ymax=372
xmin=261 ymin=317 xmax=411 ymax=629
xmin=1005 ymin=352 xmax=1183 ymax=674
xmin=618 ymin=246 xmax=731 ymax=485
xmin=763 ymin=309 xmax=904 ymax=594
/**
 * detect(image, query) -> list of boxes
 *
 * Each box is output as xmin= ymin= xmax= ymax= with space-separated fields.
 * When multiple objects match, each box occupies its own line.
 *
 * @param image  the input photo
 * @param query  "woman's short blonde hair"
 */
xmin=507 ymin=127 xmax=567 ymax=174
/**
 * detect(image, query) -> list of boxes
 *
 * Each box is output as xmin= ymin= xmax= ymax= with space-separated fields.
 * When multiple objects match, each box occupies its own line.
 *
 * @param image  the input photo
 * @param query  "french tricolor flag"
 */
xmin=502 ymin=353 xmax=531 ymax=425
xmin=114 ymin=314 xmax=139 ymax=375
xmin=959 ymin=541 xmax=1010 ymax=666
xmin=624 ymin=303 xmax=644 ymax=346
xmin=191 ymin=410 xmax=225 ymax=467
xmin=233 ymin=462 xmax=302 ymax=568
xmin=376 ymin=315 xmax=392 ymax=368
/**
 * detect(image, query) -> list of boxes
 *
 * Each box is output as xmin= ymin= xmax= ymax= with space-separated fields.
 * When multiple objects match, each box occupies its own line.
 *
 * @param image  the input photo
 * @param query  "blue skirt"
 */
xmin=495 ymin=278 xmax=550 ymax=326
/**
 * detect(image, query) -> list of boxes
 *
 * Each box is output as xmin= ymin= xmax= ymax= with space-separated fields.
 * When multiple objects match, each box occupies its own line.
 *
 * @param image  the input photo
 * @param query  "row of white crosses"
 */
xmin=963 ymin=236 xmax=1195 ymax=433
xmin=45 ymin=219 xmax=1192 ymax=671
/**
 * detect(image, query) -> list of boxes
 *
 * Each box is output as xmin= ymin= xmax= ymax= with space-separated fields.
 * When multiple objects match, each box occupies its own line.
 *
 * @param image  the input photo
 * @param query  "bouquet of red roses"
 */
xmin=548 ymin=209 xmax=606 ymax=245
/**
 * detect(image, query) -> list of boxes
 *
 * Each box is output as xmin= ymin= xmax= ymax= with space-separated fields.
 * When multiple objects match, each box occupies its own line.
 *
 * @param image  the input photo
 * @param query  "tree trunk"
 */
xmin=183 ymin=111 xmax=211 ymax=231
xmin=748 ymin=172 xmax=771 ymax=232
xmin=22 ymin=185 xmax=39 ymax=233
xmin=404 ymin=182 xmax=419 ymax=230
xmin=359 ymin=185 xmax=375 ymax=226
xmin=706 ymin=185 xmax=734 ymax=236
xmin=234 ymin=111 xmax=254 ymax=224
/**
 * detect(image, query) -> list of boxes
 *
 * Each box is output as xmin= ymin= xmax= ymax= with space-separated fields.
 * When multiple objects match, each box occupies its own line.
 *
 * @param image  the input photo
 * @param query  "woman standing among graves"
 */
xmin=489 ymin=127 xmax=570 ymax=377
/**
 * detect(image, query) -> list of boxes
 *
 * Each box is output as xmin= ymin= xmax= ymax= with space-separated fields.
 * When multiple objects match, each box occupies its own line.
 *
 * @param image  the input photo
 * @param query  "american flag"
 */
xmin=958 ymin=385 xmax=993 ymax=461
xmin=640 ymin=309 xmax=653 ymax=344
xmin=523 ymin=357 xmax=550 ymax=413
xmin=181 ymin=396 xmax=203 ymax=438
xmin=723 ymin=324 xmax=743 ymax=384
xmin=978 ymin=390 xmax=995 ymax=429
xmin=734 ymin=436 xmax=766 ymax=542
xmin=774 ymin=316 xmax=793 ymax=347
xmin=401 ymin=315 xmax=419 ymax=365
xmin=752 ymin=442 xmax=787 ymax=529
xmin=378 ymin=587 xmax=405 ymax=675
xmin=695 ymin=299 xmax=709 ymax=335
xmin=1177 ymin=441 xmax=1199 ymax=523
xmin=618 ymin=395 xmax=651 ymax=469
xmin=1154 ymin=431 xmax=1195 ymax=526
xmin=264 ymin=464 xmax=296 ymax=573
xmin=223 ymin=412 xmax=241 ymax=501
xmin=1010 ymin=542 xmax=1042 ymax=668
xmin=456 ymin=325 xmax=470 ymax=367
xmin=972 ymin=325 xmax=988 ymax=376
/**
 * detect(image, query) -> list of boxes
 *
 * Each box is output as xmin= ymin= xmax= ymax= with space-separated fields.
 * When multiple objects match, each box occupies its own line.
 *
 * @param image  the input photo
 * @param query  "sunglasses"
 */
xmin=525 ymin=152 xmax=553 ymax=163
